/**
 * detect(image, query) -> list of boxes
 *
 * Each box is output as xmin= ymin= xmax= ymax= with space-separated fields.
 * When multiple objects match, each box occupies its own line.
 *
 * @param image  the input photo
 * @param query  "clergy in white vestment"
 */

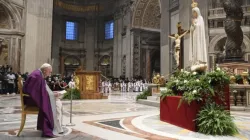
xmin=135 ymin=82 xmax=139 ymax=92
xmin=139 ymin=81 xmax=143 ymax=92
xmin=123 ymin=82 xmax=127 ymax=92
xmin=68 ymin=79 xmax=75 ymax=89
xmin=127 ymin=82 xmax=131 ymax=92
xmin=104 ymin=81 xmax=109 ymax=93
xmin=101 ymin=81 xmax=105 ymax=93
xmin=108 ymin=81 xmax=112 ymax=93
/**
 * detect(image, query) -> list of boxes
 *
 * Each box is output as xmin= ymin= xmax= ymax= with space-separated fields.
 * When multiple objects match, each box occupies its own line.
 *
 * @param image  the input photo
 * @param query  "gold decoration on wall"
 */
xmin=86 ymin=75 xmax=94 ymax=91
xmin=55 ymin=0 xmax=103 ymax=12
xmin=73 ymin=73 xmax=80 ymax=90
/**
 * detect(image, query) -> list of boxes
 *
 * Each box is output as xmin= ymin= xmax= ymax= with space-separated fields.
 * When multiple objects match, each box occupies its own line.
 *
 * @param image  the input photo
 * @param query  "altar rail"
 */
xmin=209 ymin=5 xmax=250 ymax=18
xmin=208 ymin=5 xmax=250 ymax=28
xmin=230 ymin=84 xmax=250 ymax=111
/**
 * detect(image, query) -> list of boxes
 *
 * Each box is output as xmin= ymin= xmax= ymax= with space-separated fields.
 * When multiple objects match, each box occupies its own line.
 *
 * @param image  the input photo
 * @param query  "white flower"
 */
xmin=181 ymin=69 xmax=184 ymax=72
xmin=216 ymin=67 xmax=221 ymax=71
xmin=196 ymin=79 xmax=200 ymax=82
xmin=184 ymin=71 xmax=190 ymax=74
xmin=175 ymin=79 xmax=179 ymax=83
xmin=193 ymin=72 xmax=197 ymax=75
xmin=184 ymin=80 xmax=188 ymax=83
xmin=193 ymin=90 xmax=197 ymax=94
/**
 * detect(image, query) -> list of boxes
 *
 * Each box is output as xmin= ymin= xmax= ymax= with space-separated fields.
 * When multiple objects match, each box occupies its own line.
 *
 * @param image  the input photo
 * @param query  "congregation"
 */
xmin=0 ymin=65 xmax=28 ymax=95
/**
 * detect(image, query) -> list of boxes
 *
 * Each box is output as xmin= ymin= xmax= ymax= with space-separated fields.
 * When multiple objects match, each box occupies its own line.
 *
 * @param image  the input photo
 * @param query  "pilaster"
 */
xmin=160 ymin=0 xmax=170 ymax=78
xmin=179 ymin=0 xmax=192 ymax=68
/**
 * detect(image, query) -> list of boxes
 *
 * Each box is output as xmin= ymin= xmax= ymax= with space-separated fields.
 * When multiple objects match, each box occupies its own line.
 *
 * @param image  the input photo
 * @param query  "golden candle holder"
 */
xmin=241 ymin=72 xmax=249 ymax=85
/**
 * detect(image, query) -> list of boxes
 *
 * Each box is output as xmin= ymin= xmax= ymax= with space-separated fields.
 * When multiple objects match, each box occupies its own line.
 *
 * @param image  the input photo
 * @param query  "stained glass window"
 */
xmin=66 ymin=21 xmax=78 ymax=40
xmin=105 ymin=20 xmax=114 ymax=40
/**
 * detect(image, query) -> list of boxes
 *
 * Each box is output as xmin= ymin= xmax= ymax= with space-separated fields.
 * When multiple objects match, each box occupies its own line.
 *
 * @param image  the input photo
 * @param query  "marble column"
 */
xmin=85 ymin=19 xmax=95 ymax=71
xmin=124 ymin=12 xmax=133 ymax=79
xmin=133 ymin=32 xmax=141 ymax=77
xmin=160 ymin=0 xmax=170 ymax=78
xmin=129 ymin=31 xmax=134 ymax=78
xmin=112 ymin=18 xmax=123 ymax=77
xmin=179 ymin=0 xmax=192 ymax=68
xmin=146 ymin=48 xmax=151 ymax=80
xmin=113 ymin=19 xmax=118 ymax=77
xmin=23 ymin=0 xmax=53 ymax=72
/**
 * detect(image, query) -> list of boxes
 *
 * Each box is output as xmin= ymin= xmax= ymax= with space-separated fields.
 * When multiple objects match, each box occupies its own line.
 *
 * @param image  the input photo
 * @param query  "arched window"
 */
xmin=105 ymin=20 xmax=114 ymax=40
xmin=66 ymin=21 xmax=78 ymax=40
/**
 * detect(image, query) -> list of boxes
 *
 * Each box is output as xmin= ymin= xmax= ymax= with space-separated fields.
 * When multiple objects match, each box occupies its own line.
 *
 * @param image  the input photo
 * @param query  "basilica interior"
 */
xmin=0 ymin=0 xmax=250 ymax=140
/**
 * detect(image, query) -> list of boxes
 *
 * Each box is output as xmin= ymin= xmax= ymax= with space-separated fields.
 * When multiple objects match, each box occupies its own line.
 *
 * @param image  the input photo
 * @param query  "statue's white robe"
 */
xmin=189 ymin=7 xmax=208 ymax=64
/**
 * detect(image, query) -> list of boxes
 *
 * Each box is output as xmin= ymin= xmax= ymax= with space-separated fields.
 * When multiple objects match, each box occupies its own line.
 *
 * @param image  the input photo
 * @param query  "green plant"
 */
xmin=235 ymin=74 xmax=243 ymax=84
xmin=196 ymin=103 xmax=238 ymax=136
xmin=161 ymin=67 xmax=229 ymax=107
xmin=136 ymin=89 xmax=150 ymax=101
xmin=205 ymin=68 xmax=230 ymax=87
xmin=160 ymin=89 xmax=175 ymax=100
xmin=62 ymin=88 xmax=81 ymax=100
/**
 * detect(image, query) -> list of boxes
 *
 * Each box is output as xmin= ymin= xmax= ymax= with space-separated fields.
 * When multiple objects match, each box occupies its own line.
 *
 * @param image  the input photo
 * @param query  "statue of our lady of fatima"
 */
xmin=189 ymin=0 xmax=208 ymax=71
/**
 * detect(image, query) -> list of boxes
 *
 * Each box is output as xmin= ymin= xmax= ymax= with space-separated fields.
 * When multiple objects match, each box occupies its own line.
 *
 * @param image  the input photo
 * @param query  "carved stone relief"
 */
xmin=0 ymin=38 xmax=8 ymax=65
xmin=0 ymin=4 xmax=11 ymax=29
xmin=114 ymin=0 xmax=132 ymax=20
xmin=133 ymin=35 xmax=140 ymax=76
xmin=169 ymin=0 xmax=179 ymax=10
xmin=122 ymin=55 xmax=126 ymax=76
xmin=132 ymin=0 xmax=160 ymax=30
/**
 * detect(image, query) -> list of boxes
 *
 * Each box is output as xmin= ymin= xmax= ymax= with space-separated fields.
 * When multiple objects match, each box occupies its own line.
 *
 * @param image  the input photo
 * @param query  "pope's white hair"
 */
xmin=40 ymin=63 xmax=52 ymax=70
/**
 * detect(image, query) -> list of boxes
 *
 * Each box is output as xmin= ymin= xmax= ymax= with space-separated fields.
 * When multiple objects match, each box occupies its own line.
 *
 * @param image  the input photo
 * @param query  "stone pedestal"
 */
xmin=219 ymin=62 xmax=250 ymax=74
xmin=146 ymin=84 xmax=160 ymax=95
xmin=230 ymin=84 xmax=250 ymax=111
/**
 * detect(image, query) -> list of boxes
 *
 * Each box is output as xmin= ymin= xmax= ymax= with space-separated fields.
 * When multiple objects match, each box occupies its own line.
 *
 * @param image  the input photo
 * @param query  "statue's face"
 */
xmin=192 ymin=11 xmax=198 ymax=18
xmin=175 ymin=34 xmax=179 ymax=38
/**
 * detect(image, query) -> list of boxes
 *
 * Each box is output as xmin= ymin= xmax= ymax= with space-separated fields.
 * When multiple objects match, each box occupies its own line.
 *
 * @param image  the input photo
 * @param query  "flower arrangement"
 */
xmin=161 ymin=67 xmax=229 ymax=105
xmin=160 ymin=67 xmax=238 ymax=136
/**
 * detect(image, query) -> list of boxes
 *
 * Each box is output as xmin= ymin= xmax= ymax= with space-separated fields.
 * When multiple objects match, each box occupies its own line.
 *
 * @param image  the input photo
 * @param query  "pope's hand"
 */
xmin=54 ymin=92 xmax=59 ymax=97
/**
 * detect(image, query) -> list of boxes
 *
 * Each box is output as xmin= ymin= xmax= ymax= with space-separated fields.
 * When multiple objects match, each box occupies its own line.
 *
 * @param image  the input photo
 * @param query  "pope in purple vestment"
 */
xmin=23 ymin=63 xmax=62 ymax=137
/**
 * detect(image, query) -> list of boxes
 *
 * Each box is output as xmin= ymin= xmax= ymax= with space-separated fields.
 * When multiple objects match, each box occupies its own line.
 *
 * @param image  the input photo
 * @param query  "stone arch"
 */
xmin=64 ymin=55 xmax=81 ymax=66
xmin=99 ymin=55 xmax=111 ymax=65
xmin=0 ymin=1 xmax=21 ymax=30
xmin=158 ymin=0 xmax=161 ymax=13
xmin=209 ymin=34 xmax=250 ymax=53
xmin=132 ymin=0 xmax=160 ymax=31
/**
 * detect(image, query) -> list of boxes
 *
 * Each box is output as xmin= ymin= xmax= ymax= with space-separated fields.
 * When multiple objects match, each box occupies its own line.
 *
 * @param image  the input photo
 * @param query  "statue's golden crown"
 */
xmin=191 ymin=0 xmax=198 ymax=8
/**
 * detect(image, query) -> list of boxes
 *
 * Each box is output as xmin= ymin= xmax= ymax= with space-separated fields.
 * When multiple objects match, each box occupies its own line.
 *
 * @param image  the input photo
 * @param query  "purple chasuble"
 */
xmin=23 ymin=69 xmax=54 ymax=137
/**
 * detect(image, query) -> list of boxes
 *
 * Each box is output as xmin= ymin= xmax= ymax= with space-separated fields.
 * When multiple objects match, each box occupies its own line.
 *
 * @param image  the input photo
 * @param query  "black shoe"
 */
xmin=42 ymin=135 xmax=59 ymax=138
xmin=59 ymin=132 xmax=64 ymax=134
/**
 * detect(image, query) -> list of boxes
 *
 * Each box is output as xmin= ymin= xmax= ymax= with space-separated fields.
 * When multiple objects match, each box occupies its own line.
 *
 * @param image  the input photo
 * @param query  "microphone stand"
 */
xmin=66 ymin=87 xmax=75 ymax=126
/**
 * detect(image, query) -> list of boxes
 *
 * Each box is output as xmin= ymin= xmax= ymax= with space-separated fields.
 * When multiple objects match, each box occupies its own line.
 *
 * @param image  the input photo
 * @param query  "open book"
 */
xmin=58 ymin=90 xmax=67 ymax=95
xmin=55 ymin=90 xmax=67 ymax=99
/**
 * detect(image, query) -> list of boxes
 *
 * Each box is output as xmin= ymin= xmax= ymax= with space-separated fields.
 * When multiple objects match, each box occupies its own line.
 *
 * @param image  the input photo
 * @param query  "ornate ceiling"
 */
xmin=55 ymin=0 xmax=116 ymax=13
xmin=60 ymin=0 xmax=116 ymax=5
xmin=132 ymin=0 xmax=161 ymax=31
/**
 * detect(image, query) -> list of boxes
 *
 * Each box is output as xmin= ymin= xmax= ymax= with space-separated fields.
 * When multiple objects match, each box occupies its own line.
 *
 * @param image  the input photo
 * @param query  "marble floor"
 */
xmin=0 ymin=92 xmax=249 ymax=140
